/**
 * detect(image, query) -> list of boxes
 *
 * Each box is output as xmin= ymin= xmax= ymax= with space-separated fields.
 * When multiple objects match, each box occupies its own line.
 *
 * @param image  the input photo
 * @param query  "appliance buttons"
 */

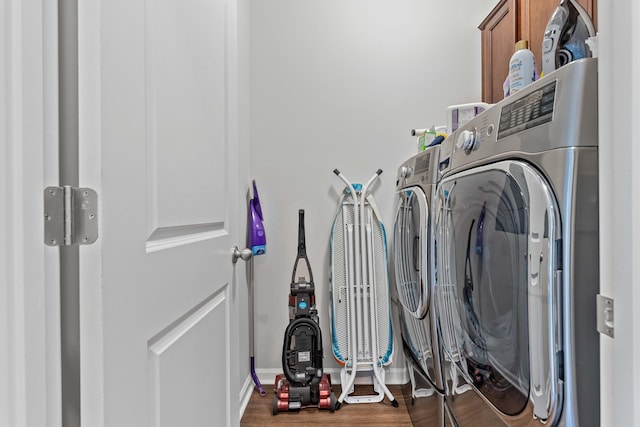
xmin=458 ymin=129 xmax=477 ymax=153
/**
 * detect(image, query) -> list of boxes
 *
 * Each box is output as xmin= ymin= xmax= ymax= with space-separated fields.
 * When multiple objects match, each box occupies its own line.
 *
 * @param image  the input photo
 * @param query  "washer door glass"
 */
xmin=435 ymin=160 xmax=561 ymax=420
xmin=394 ymin=187 xmax=430 ymax=319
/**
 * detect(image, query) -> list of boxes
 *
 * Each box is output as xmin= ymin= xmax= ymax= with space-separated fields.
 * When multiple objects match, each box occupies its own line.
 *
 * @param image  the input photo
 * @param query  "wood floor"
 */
xmin=241 ymin=384 xmax=412 ymax=426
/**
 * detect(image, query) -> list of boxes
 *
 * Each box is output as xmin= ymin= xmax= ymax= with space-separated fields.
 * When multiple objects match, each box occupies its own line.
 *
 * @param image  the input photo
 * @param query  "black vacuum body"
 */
xmin=273 ymin=210 xmax=335 ymax=414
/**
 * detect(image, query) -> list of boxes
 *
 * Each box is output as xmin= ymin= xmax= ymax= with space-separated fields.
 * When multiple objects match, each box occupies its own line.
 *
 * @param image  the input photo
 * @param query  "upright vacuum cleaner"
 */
xmin=273 ymin=210 xmax=336 ymax=414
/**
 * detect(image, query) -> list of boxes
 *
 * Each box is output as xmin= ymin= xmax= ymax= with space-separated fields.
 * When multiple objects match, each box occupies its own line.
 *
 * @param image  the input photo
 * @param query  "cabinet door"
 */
xmin=479 ymin=0 xmax=517 ymax=104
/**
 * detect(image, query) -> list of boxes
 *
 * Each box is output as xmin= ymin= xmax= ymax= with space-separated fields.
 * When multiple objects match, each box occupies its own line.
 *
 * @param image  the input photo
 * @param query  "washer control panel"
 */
xmin=396 ymin=148 xmax=439 ymax=188
xmin=414 ymin=151 xmax=431 ymax=174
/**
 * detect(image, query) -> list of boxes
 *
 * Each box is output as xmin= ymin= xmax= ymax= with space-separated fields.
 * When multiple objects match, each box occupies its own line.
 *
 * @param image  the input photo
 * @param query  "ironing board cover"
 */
xmin=329 ymin=187 xmax=393 ymax=367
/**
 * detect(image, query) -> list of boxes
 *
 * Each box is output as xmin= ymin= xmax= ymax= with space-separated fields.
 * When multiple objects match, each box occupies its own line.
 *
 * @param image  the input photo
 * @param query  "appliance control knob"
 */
xmin=400 ymin=166 xmax=412 ymax=178
xmin=458 ymin=129 xmax=477 ymax=153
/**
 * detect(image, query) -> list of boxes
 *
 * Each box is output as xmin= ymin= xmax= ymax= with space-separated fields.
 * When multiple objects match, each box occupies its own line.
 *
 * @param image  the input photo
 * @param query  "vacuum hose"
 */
xmin=281 ymin=318 xmax=323 ymax=386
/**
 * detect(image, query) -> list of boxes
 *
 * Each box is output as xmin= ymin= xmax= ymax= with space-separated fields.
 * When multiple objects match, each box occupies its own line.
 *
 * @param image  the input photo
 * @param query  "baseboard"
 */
xmin=238 ymin=375 xmax=254 ymax=419
xmin=255 ymin=366 xmax=408 ymax=386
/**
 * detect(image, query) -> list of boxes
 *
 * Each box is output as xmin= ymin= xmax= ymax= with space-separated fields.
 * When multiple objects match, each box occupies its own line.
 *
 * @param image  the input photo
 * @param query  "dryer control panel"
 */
xmin=498 ymin=81 xmax=557 ymax=139
xmin=446 ymin=58 xmax=597 ymax=175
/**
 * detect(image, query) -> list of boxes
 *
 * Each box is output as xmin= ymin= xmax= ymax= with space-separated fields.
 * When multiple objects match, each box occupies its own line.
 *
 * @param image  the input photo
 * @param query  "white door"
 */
xmin=79 ymin=1 xmax=242 ymax=426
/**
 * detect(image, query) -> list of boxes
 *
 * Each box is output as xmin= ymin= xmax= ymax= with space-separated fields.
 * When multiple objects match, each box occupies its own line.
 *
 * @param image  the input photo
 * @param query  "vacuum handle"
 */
xmin=298 ymin=209 xmax=306 ymax=257
xmin=291 ymin=209 xmax=314 ymax=284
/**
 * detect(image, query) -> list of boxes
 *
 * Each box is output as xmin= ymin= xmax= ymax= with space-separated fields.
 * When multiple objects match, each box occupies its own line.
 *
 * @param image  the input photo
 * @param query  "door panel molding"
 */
xmin=145 ymin=0 xmax=229 ymax=233
xmin=148 ymin=289 xmax=230 ymax=426
xmin=146 ymin=222 xmax=227 ymax=253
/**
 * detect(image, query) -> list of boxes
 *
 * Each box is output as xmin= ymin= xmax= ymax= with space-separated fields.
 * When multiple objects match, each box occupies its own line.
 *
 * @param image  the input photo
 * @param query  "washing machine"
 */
xmin=393 ymin=145 xmax=449 ymax=426
xmin=434 ymin=58 xmax=599 ymax=426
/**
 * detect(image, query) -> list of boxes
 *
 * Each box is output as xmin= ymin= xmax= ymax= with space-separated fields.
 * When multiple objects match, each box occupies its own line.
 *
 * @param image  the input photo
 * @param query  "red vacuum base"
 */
xmin=273 ymin=373 xmax=335 ymax=415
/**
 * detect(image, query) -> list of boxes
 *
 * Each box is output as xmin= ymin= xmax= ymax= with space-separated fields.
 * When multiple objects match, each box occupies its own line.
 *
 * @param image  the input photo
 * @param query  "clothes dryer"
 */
xmin=435 ymin=58 xmax=599 ymax=427
xmin=393 ymin=145 xmax=448 ymax=426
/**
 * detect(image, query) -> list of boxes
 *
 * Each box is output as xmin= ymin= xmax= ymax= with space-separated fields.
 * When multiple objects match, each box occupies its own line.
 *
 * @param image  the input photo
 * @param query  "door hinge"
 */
xmin=596 ymin=294 xmax=614 ymax=338
xmin=44 ymin=186 xmax=98 ymax=246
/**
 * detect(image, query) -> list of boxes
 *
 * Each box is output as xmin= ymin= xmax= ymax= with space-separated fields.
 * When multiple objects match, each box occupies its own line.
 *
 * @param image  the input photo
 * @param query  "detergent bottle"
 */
xmin=509 ymin=40 xmax=536 ymax=95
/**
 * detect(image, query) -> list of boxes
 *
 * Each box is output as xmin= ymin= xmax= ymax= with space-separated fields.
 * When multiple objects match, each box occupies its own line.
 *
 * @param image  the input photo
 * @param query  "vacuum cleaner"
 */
xmin=273 ymin=209 xmax=336 ymax=414
xmin=248 ymin=180 xmax=267 ymax=396
xmin=542 ymin=0 xmax=595 ymax=77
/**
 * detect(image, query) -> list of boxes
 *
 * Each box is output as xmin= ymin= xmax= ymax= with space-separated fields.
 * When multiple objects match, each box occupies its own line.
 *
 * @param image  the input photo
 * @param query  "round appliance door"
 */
xmin=435 ymin=160 xmax=562 ymax=424
xmin=394 ymin=186 xmax=432 ymax=319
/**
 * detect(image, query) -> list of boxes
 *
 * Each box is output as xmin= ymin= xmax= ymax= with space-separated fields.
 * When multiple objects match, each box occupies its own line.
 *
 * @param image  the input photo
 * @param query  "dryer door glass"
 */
xmin=394 ymin=187 xmax=430 ymax=318
xmin=435 ymin=160 xmax=561 ymax=420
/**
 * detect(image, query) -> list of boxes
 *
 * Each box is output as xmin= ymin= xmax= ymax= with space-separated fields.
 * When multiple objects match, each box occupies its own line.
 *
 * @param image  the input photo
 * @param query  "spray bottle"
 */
xmin=248 ymin=180 xmax=266 ymax=255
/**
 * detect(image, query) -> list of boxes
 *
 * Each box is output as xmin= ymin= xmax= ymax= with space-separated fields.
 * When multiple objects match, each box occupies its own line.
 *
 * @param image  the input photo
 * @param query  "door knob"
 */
xmin=232 ymin=246 xmax=253 ymax=264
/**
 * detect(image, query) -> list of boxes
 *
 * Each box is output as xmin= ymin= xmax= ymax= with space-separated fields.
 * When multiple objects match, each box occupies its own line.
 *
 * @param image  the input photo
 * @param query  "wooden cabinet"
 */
xmin=479 ymin=0 xmax=597 ymax=103
xmin=479 ymin=0 xmax=517 ymax=105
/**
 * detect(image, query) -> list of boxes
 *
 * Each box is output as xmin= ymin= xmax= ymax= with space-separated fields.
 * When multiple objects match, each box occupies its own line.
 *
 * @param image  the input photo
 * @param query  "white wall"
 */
xmin=249 ymin=0 xmax=497 ymax=377
xmin=598 ymin=0 xmax=640 ymax=426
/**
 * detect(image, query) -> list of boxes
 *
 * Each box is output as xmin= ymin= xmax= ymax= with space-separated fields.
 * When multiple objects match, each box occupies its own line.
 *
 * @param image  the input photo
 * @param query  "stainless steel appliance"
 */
xmin=393 ymin=145 xmax=448 ymax=426
xmin=435 ymin=58 xmax=599 ymax=426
